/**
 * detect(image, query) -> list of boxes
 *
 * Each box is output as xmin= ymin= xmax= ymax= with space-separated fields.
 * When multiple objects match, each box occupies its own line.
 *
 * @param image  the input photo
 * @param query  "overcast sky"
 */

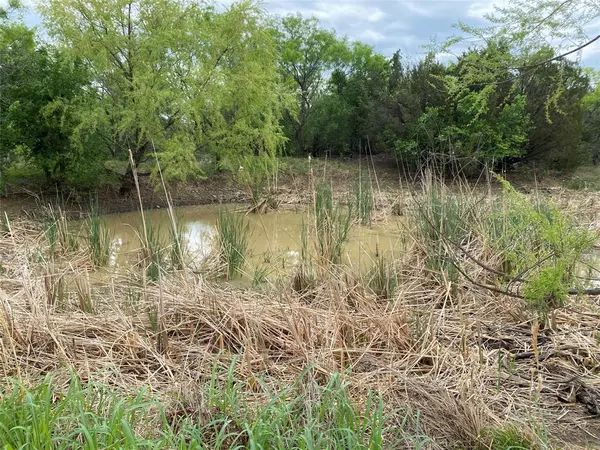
xmin=261 ymin=0 xmax=491 ymax=60
xmin=5 ymin=0 xmax=600 ymax=67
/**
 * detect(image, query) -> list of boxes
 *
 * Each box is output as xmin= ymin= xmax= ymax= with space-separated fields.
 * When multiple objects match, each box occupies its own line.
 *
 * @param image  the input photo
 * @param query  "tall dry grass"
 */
xmin=0 ymin=173 xmax=599 ymax=448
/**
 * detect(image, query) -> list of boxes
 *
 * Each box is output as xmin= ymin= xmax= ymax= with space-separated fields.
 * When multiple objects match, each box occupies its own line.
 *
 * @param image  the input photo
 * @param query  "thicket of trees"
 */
xmin=1 ymin=0 xmax=599 ymax=189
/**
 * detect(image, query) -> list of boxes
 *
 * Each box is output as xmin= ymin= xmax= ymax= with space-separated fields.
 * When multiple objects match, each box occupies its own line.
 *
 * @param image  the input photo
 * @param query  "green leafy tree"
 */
xmin=305 ymin=42 xmax=391 ymax=157
xmin=40 ymin=0 xmax=290 ymax=186
xmin=583 ymin=69 xmax=600 ymax=164
xmin=387 ymin=53 xmax=448 ymax=167
xmin=341 ymin=43 xmax=391 ymax=153
xmin=484 ymin=0 xmax=599 ymax=57
xmin=0 ymin=17 xmax=92 ymax=186
xmin=0 ymin=0 xmax=21 ymax=19
xmin=305 ymin=88 xmax=353 ymax=156
xmin=0 ymin=1 xmax=25 ymax=186
xmin=521 ymin=53 xmax=590 ymax=168
xmin=397 ymin=43 xmax=531 ymax=172
xmin=275 ymin=13 xmax=348 ymax=156
xmin=427 ymin=0 xmax=600 ymax=171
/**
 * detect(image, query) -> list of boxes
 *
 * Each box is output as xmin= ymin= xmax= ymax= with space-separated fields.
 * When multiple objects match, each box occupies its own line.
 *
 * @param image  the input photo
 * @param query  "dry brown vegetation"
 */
xmin=1 ymin=174 xmax=600 ymax=449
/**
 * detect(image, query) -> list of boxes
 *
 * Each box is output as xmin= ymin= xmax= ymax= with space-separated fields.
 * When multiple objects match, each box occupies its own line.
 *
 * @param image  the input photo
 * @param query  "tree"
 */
xmin=275 ymin=13 xmax=348 ymax=156
xmin=386 ymin=53 xmax=448 ymax=165
xmin=583 ymin=69 xmax=600 ymax=164
xmin=432 ymin=0 xmax=600 ymax=170
xmin=485 ymin=0 xmax=600 ymax=59
xmin=520 ymin=53 xmax=590 ymax=168
xmin=392 ymin=43 xmax=531 ymax=172
xmin=341 ymin=43 xmax=390 ymax=154
xmin=0 ymin=0 xmax=24 ymax=184
xmin=39 ymin=0 xmax=290 ymax=186
xmin=304 ymin=42 xmax=390 ymax=157
xmin=0 ymin=17 xmax=92 ymax=186
xmin=0 ymin=0 xmax=21 ymax=19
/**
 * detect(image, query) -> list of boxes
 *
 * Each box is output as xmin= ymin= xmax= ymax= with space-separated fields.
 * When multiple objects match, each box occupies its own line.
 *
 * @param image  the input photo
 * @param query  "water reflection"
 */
xmin=99 ymin=204 xmax=405 ymax=273
xmin=184 ymin=220 xmax=216 ymax=265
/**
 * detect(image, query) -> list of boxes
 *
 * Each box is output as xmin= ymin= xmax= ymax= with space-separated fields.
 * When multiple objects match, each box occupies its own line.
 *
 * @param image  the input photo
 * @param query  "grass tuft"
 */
xmin=139 ymin=221 xmax=165 ymax=282
xmin=0 ymin=368 xmax=432 ymax=450
xmin=216 ymin=208 xmax=251 ymax=279
xmin=355 ymin=171 xmax=374 ymax=227
xmin=87 ymin=200 xmax=112 ymax=267
xmin=477 ymin=425 xmax=538 ymax=450
xmin=314 ymin=183 xmax=354 ymax=265
xmin=365 ymin=250 xmax=400 ymax=300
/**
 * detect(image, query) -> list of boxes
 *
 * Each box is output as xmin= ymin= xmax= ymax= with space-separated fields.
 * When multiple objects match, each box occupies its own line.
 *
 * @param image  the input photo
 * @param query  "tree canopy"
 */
xmin=39 ymin=0 xmax=290 ymax=183
xmin=0 ymin=0 xmax=599 ymax=191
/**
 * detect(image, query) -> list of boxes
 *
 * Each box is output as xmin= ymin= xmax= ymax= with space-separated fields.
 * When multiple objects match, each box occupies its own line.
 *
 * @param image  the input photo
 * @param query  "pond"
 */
xmin=101 ymin=204 xmax=406 ymax=276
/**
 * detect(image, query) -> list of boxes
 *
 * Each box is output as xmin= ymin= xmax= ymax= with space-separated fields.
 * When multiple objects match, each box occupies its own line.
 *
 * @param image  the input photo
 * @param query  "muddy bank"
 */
xmin=1 ymin=157 xmax=599 ymax=223
xmin=0 ymin=172 xmax=246 ymax=219
xmin=0 ymin=157 xmax=406 ymax=219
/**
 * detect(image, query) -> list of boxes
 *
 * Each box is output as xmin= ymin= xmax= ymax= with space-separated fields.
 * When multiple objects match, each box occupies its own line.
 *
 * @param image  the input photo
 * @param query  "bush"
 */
xmin=488 ymin=175 xmax=595 ymax=317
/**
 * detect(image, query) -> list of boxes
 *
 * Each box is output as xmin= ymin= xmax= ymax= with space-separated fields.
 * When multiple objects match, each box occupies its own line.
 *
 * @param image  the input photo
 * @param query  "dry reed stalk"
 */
xmin=129 ymin=149 xmax=169 ymax=356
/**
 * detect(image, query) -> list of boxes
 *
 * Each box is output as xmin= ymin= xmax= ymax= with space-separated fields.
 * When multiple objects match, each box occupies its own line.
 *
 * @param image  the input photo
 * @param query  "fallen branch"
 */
xmin=568 ymin=287 xmax=600 ymax=296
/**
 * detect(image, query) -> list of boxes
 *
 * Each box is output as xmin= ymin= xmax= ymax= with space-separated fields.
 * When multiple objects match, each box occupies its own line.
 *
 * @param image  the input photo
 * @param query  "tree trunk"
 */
xmin=295 ymin=125 xmax=304 ymax=156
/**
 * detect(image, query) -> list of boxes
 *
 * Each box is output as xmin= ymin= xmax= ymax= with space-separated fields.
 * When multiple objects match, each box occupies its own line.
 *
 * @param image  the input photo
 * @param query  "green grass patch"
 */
xmin=0 ymin=368 xmax=433 ymax=449
xmin=478 ymin=424 xmax=540 ymax=449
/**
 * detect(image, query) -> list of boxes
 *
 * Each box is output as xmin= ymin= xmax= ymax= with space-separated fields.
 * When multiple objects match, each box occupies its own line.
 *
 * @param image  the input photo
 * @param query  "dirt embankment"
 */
xmin=0 ymin=157 xmax=407 ymax=218
xmin=1 ymin=156 xmax=599 ymax=223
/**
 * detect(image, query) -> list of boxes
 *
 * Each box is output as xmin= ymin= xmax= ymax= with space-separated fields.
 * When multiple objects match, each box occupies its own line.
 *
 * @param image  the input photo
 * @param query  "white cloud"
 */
xmin=357 ymin=29 xmax=387 ymax=42
xmin=466 ymin=0 xmax=512 ymax=20
xmin=309 ymin=2 xmax=386 ymax=23
xmin=366 ymin=8 xmax=386 ymax=23
xmin=403 ymin=1 xmax=435 ymax=17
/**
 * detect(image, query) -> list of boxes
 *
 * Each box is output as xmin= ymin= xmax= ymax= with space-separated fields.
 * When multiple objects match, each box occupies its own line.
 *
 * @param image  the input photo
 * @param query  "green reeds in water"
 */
xmin=366 ymin=250 xmax=399 ymax=300
xmin=252 ymin=264 xmax=269 ymax=288
xmin=292 ymin=220 xmax=316 ymax=294
xmin=414 ymin=185 xmax=469 ymax=246
xmin=44 ymin=205 xmax=79 ymax=259
xmin=216 ymin=208 xmax=250 ymax=279
xmin=314 ymin=183 xmax=354 ymax=265
xmin=355 ymin=172 xmax=373 ymax=227
xmin=411 ymin=182 xmax=472 ymax=289
xmin=139 ymin=221 xmax=165 ymax=282
xmin=168 ymin=212 xmax=187 ymax=270
xmin=87 ymin=201 xmax=112 ymax=267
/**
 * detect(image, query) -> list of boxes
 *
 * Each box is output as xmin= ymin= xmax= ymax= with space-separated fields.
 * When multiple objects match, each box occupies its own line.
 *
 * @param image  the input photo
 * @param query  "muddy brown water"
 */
xmin=90 ymin=203 xmax=600 ymax=288
xmin=101 ymin=204 xmax=406 ymax=276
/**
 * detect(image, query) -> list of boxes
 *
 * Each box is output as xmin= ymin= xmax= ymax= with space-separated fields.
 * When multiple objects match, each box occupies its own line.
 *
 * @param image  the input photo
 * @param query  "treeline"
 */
xmin=1 ymin=0 xmax=599 ymax=190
